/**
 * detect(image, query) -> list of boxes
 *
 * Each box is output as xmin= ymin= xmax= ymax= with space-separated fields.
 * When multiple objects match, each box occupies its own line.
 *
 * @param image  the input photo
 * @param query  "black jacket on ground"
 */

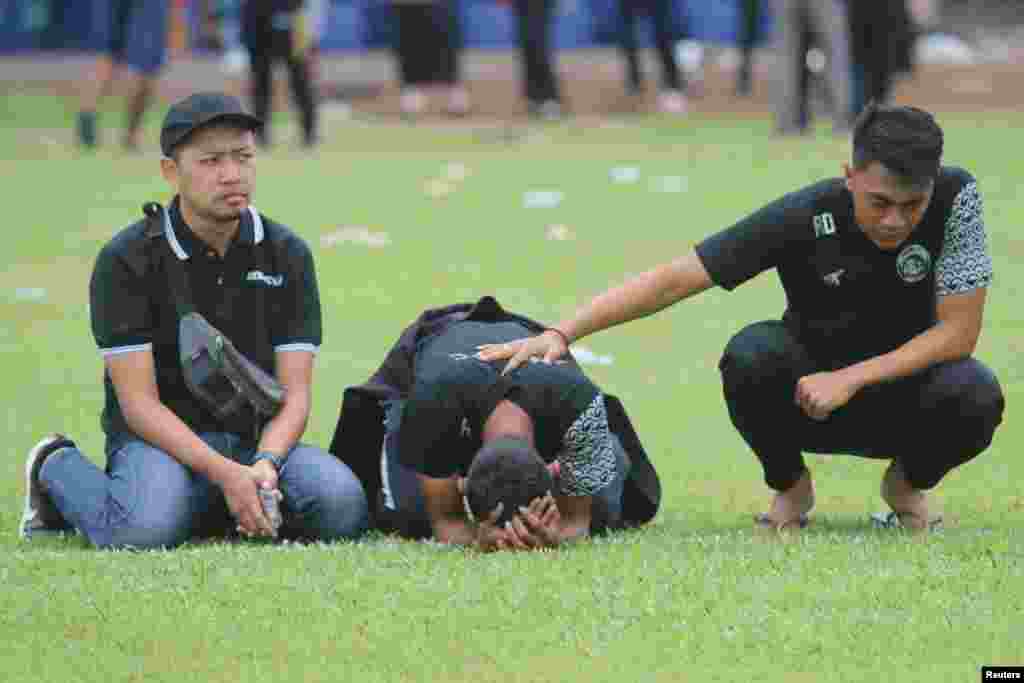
xmin=328 ymin=296 xmax=661 ymax=530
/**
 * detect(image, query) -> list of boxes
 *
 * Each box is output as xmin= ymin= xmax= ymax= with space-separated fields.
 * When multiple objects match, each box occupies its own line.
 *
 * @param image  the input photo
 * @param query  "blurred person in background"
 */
xmin=848 ymin=0 xmax=917 ymax=117
xmin=510 ymin=0 xmax=563 ymax=118
xmin=242 ymin=0 xmax=319 ymax=147
xmin=390 ymin=0 xmax=469 ymax=117
xmin=201 ymin=0 xmax=250 ymax=98
xmin=769 ymin=0 xmax=852 ymax=136
xmin=616 ymin=0 xmax=689 ymax=113
xmin=735 ymin=0 xmax=762 ymax=96
xmin=75 ymin=0 xmax=170 ymax=150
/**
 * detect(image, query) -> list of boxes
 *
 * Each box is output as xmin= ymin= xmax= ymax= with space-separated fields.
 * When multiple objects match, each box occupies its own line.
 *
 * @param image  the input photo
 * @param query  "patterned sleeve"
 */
xmin=935 ymin=182 xmax=994 ymax=296
xmin=558 ymin=394 xmax=617 ymax=496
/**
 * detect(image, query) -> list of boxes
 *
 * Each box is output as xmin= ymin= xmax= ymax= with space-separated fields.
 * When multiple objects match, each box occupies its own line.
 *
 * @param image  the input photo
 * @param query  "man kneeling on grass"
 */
xmin=328 ymin=297 xmax=661 ymax=551
xmin=20 ymin=93 xmax=368 ymax=548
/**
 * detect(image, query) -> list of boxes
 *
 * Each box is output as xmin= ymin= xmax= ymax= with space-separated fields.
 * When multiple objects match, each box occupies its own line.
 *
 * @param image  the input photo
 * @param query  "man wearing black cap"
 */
xmin=480 ymin=103 xmax=1005 ymax=534
xmin=20 ymin=93 xmax=368 ymax=548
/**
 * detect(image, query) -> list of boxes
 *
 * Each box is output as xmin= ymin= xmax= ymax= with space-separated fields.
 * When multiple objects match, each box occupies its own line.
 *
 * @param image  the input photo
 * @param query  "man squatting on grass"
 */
xmin=480 ymin=103 xmax=1005 ymax=533
xmin=376 ymin=315 xmax=632 ymax=551
xmin=21 ymin=93 xmax=368 ymax=548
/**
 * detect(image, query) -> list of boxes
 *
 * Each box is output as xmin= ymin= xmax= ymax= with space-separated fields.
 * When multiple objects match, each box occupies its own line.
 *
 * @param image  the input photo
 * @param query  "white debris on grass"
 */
xmin=545 ymin=224 xmax=574 ymax=241
xmin=443 ymin=162 xmax=470 ymax=183
xmin=570 ymin=345 xmax=614 ymax=366
xmin=609 ymin=166 xmax=640 ymax=184
xmin=916 ymin=33 xmax=976 ymax=65
xmin=650 ymin=175 xmax=688 ymax=193
xmin=13 ymin=287 xmax=47 ymax=302
xmin=425 ymin=178 xmax=455 ymax=199
xmin=320 ymin=226 xmax=392 ymax=248
xmin=523 ymin=190 xmax=563 ymax=209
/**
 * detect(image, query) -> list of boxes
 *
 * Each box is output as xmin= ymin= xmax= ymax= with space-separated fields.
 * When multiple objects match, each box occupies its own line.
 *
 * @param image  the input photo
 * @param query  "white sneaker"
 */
xmin=657 ymin=90 xmax=688 ymax=115
xmin=20 ymin=434 xmax=75 ymax=539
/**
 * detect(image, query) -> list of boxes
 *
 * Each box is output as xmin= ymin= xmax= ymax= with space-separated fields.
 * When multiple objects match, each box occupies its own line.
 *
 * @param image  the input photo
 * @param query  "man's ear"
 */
xmin=843 ymin=162 xmax=855 ymax=191
xmin=160 ymin=156 xmax=178 ymax=188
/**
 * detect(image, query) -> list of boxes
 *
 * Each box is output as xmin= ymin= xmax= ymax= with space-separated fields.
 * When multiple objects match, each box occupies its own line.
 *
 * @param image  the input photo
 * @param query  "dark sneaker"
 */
xmin=20 ymin=434 xmax=75 ymax=539
xmin=870 ymin=510 xmax=943 ymax=532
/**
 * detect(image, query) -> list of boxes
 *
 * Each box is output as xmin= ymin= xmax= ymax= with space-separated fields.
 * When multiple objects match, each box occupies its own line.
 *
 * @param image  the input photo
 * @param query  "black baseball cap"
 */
xmin=160 ymin=92 xmax=262 ymax=157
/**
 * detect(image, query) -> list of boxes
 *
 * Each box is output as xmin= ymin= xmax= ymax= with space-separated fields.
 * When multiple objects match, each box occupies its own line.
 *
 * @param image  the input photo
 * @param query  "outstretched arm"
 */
xmin=478 ymin=250 xmax=714 ymax=372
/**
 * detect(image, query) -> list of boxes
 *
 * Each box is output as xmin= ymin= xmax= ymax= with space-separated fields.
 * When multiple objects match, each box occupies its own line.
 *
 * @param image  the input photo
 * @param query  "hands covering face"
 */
xmin=471 ymin=493 xmax=562 ymax=552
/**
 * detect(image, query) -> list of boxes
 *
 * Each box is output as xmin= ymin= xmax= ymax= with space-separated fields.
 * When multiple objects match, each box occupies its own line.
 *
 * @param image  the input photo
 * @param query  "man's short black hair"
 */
xmin=465 ymin=437 xmax=553 ymax=526
xmin=852 ymin=102 xmax=944 ymax=186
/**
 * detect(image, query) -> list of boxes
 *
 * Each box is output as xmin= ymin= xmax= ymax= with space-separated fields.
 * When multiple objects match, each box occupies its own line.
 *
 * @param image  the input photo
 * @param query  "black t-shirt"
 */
xmin=90 ymin=197 xmax=322 ymax=438
xmin=696 ymin=166 xmax=992 ymax=367
xmin=397 ymin=320 xmax=617 ymax=496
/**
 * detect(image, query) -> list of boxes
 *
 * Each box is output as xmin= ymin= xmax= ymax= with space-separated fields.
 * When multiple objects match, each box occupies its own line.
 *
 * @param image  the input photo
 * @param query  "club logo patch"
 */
xmin=813 ymin=212 xmax=837 ymax=237
xmin=245 ymin=270 xmax=284 ymax=287
xmin=896 ymin=244 xmax=931 ymax=284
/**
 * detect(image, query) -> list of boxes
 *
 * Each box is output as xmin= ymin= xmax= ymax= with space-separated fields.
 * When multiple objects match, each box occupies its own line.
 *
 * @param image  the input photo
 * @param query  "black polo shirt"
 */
xmin=396 ymin=320 xmax=618 ymax=497
xmin=696 ymin=166 xmax=992 ymax=367
xmin=89 ymin=196 xmax=322 ymax=439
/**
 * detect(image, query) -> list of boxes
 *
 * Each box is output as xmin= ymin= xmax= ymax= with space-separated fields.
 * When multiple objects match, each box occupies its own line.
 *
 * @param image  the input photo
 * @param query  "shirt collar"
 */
xmin=165 ymin=195 xmax=263 ymax=261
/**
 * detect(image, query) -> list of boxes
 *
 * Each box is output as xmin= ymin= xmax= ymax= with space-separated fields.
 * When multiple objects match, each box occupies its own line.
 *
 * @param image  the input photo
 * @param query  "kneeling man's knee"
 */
xmin=720 ymin=321 xmax=801 ymax=388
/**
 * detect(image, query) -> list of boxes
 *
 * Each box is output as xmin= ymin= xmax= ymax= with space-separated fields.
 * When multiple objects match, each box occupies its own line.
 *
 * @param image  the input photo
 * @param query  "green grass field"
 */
xmin=1 ymin=95 xmax=1021 ymax=683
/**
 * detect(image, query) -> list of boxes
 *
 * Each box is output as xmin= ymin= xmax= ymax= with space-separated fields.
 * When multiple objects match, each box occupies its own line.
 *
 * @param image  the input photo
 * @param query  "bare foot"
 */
xmin=756 ymin=469 xmax=815 ymax=532
xmin=880 ymin=461 xmax=940 ymax=532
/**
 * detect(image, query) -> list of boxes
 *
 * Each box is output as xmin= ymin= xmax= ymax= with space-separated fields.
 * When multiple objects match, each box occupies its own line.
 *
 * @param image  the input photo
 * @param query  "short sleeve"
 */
xmin=558 ymin=394 xmax=617 ymax=496
xmin=397 ymin=370 xmax=467 ymax=478
xmin=696 ymin=191 xmax=814 ymax=291
xmin=935 ymin=181 xmax=993 ymax=297
xmin=272 ymin=236 xmax=322 ymax=353
xmin=89 ymin=243 xmax=153 ymax=357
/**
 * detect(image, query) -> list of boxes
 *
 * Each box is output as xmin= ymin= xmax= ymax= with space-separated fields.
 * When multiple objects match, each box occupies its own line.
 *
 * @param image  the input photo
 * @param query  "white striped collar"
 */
xmin=163 ymin=201 xmax=264 ymax=260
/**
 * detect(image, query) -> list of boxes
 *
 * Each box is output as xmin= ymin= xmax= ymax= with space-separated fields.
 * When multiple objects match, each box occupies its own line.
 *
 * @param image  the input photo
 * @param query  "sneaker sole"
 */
xmin=19 ymin=435 xmax=69 ymax=540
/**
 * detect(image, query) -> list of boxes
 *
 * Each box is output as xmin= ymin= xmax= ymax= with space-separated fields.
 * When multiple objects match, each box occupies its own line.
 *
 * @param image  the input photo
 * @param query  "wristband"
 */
xmin=252 ymin=451 xmax=284 ymax=470
xmin=544 ymin=327 xmax=572 ymax=348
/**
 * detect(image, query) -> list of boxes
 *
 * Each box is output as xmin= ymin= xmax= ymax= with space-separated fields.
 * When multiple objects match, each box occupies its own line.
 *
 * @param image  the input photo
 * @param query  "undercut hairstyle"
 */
xmin=852 ymin=102 xmax=944 ymax=187
xmin=465 ymin=437 xmax=553 ymax=526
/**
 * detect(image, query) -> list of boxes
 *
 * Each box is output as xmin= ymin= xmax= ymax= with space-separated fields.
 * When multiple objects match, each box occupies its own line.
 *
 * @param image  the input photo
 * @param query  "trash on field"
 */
xmin=321 ymin=226 xmax=392 ymax=248
xmin=570 ymin=345 xmax=614 ymax=366
xmin=650 ymin=175 xmax=688 ymax=193
xmin=13 ymin=287 xmax=47 ymax=302
xmin=610 ymin=166 xmax=640 ymax=184
xmin=523 ymin=190 xmax=563 ymax=209
xmin=545 ymin=224 xmax=574 ymax=241
xmin=444 ymin=162 xmax=470 ymax=183
xmin=425 ymin=179 xmax=455 ymax=199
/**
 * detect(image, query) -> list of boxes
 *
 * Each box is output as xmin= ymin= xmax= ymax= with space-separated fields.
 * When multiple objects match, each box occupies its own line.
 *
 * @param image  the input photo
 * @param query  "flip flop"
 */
xmin=754 ymin=511 xmax=811 ymax=531
xmin=870 ymin=510 xmax=944 ymax=531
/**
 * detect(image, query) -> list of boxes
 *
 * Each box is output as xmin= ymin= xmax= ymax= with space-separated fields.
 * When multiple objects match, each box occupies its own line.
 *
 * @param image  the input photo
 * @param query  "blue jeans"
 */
xmin=39 ymin=432 xmax=369 ymax=549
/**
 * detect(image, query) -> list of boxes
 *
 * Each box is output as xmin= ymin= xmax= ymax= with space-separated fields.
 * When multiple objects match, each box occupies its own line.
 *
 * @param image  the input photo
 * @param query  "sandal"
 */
xmin=754 ymin=511 xmax=811 ymax=531
xmin=870 ymin=510 xmax=943 ymax=531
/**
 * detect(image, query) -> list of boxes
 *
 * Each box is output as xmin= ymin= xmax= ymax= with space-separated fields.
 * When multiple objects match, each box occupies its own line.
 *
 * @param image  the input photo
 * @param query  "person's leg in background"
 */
xmin=736 ymin=0 xmax=760 ymax=96
xmin=514 ymin=0 xmax=563 ymax=117
xmin=769 ymin=0 xmax=808 ymax=135
xmin=115 ymin=0 xmax=169 ymax=151
xmin=617 ymin=0 xmax=643 ymax=96
xmin=437 ymin=0 xmax=470 ymax=115
xmin=279 ymin=22 xmax=319 ymax=146
xmin=807 ymin=0 xmax=852 ymax=134
xmin=76 ymin=0 xmax=131 ymax=148
xmin=393 ymin=2 xmax=433 ymax=116
xmin=649 ymin=0 xmax=686 ymax=113
xmin=244 ymin=19 xmax=275 ymax=147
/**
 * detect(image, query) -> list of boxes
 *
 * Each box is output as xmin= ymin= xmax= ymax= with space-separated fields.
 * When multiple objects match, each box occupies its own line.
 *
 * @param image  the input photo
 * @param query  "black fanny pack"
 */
xmin=145 ymin=202 xmax=285 ymax=426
